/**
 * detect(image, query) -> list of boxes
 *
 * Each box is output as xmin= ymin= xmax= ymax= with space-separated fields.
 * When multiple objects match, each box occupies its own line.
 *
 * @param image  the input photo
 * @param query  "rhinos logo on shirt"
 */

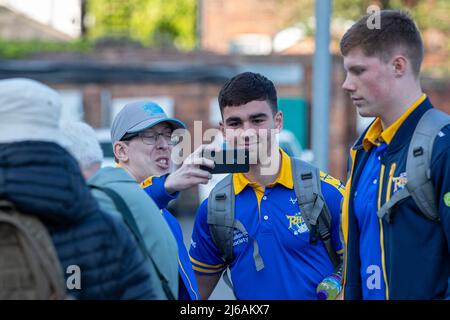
xmin=393 ymin=172 xmax=407 ymax=192
xmin=286 ymin=212 xmax=309 ymax=236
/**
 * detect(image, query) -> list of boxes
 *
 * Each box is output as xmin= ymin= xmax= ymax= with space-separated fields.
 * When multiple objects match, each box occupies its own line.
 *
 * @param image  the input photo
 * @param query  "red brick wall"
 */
xmin=422 ymin=78 xmax=450 ymax=114
xmin=201 ymin=0 xmax=292 ymax=53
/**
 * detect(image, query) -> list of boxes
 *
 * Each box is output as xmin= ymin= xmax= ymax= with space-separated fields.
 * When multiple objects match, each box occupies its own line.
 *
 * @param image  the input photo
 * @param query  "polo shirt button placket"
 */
xmin=261 ymin=195 xmax=269 ymax=222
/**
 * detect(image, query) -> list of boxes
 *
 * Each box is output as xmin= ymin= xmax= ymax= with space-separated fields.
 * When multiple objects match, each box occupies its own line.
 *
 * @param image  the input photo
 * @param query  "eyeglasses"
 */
xmin=121 ymin=131 xmax=181 ymax=145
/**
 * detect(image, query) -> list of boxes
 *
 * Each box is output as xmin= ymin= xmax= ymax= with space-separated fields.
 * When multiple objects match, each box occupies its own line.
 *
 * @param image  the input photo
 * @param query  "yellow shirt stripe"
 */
xmin=192 ymin=265 xmax=226 ymax=274
xmin=189 ymin=256 xmax=225 ymax=269
xmin=178 ymin=257 xmax=199 ymax=299
xmin=320 ymin=171 xmax=345 ymax=197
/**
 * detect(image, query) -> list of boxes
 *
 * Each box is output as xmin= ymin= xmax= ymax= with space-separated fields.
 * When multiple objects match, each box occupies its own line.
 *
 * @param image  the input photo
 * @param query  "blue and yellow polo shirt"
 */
xmin=189 ymin=149 xmax=345 ymax=299
xmin=352 ymin=94 xmax=426 ymax=300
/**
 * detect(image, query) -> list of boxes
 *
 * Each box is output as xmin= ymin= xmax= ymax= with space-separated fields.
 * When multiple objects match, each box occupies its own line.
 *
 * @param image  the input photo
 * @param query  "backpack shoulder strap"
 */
xmin=90 ymin=185 xmax=176 ymax=300
xmin=207 ymin=175 xmax=265 ymax=274
xmin=406 ymin=108 xmax=450 ymax=221
xmin=378 ymin=108 xmax=450 ymax=222
xmin=291 ymin=158 xmax=322 ymax=232
xmin=207 ymin=174 xmax=235 ymax=265
xmin=291 ymin=158 xmax=341 ymax=268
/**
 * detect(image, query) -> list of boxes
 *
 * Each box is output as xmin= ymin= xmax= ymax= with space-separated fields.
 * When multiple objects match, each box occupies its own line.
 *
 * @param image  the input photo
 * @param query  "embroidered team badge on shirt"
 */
xmin=286 ymin=212 xmax=309 ymax=236
xmin=392 ymin=172 xmax=408 ymax=192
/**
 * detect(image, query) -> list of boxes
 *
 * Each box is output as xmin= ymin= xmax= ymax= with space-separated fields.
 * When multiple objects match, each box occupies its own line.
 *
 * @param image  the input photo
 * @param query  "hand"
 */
xmin=164 ymin=144 xmax=218 ymax=194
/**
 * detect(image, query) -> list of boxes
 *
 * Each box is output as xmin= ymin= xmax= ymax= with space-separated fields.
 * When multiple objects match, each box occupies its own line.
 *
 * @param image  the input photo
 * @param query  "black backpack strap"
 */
xmin=291 ymin=158 xmax=341 ymax=268
xmin=90 ymin=185 xmax=176 ymax=300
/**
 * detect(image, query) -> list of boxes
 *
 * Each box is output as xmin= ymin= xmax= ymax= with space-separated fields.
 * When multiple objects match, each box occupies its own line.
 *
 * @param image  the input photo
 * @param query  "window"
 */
xmin=57 ymin=89 xmax=83 ymax=121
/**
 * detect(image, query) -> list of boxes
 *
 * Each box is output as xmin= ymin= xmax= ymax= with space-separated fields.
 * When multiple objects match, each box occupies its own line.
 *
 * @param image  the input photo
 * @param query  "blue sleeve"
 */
xmin=142 ymin=175 xmax=179 ymax=210
xmin=320 ymin=173 xmax=345 ymax=256
xmin=161 ymin=209 xmax=185 ymax=245
xmin=189 ymin=199 xmax=227 ymax=275
xmin=431 ymin=125 xmax=450 ymax=299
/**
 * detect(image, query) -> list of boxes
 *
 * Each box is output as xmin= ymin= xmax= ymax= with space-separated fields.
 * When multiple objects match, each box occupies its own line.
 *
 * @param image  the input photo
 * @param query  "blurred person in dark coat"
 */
xmin=0 ymin=78 xmax=159 ymax=299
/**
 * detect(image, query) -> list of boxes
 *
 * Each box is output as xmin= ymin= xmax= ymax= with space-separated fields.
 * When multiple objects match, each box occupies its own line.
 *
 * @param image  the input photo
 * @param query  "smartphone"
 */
xmin=200 ymin=148 xmax=250 ymax=174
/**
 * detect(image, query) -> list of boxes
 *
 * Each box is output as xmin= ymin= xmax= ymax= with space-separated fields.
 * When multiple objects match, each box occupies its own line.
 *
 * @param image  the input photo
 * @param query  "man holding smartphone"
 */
xmin=189 ymin=72 xmax=346 ymax=299
xmin=110 ymin=101 xmax=216 ymax=300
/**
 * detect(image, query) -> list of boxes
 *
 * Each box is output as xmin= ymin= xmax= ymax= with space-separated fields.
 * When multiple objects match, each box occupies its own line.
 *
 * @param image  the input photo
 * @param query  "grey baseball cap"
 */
xmin=111 ymin=101 xmax=187 ymax=143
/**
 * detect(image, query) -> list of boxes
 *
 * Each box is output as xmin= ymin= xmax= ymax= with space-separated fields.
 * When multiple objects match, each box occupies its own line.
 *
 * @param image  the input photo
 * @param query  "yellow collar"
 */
xmin=232 ymin=148 xmax=293 ymax=195
xmin=363 ymin=94 xmax=426 ymax=151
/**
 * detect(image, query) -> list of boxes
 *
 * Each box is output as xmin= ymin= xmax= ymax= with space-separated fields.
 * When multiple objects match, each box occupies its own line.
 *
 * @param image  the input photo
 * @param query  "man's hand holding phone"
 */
xmin=164 ymin=144 xmax=250 ymax=194
xmin=164 ymin=144 xmax=217 ymax=194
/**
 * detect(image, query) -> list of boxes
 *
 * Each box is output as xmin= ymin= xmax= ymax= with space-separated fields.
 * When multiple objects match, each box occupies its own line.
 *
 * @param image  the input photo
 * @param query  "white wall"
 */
xmin=2 ymin=0 xmax=82 ymax=38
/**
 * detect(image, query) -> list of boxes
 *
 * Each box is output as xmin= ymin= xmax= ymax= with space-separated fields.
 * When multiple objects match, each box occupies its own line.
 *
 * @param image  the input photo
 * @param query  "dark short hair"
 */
xmin=340 ymin=10 xmax=423 ymax=76
xmin=218 ymin=72 xmax=278 ymax=115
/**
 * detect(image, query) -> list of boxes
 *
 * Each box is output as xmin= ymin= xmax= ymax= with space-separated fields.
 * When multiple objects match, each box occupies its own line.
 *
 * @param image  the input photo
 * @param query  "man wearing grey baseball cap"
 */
xmin=106 ymin=100 xmax=214 ymax=300
xmin=111 ymin=100 xmax=214 ymax=191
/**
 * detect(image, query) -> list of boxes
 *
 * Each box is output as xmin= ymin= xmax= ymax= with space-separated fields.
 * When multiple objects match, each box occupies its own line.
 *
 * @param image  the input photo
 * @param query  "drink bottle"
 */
xmin=316 ymin=269 xmax=342 ymax=300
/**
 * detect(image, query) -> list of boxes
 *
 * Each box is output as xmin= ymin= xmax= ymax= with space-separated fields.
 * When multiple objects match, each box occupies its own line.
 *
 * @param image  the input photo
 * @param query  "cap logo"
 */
xmin=142 ymin=103 xmax=164 ymax=117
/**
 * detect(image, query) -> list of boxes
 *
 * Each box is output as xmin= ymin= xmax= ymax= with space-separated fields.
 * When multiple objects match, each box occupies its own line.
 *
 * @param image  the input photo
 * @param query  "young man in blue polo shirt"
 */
xmin=340 ymin=10 xmax=450 ymax=299
xmin=189 ymin=72 xmax=345 ymax=299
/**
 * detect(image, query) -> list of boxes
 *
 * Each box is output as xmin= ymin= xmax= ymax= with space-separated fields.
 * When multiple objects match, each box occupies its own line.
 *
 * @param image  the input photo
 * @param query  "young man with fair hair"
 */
xmin=340 ymin=10 xmax=450 ymax=299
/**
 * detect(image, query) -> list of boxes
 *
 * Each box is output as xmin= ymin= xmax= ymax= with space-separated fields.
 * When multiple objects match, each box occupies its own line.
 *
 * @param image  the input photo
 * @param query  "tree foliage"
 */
xmin=86 ymin=0 xmax=196 ymax=50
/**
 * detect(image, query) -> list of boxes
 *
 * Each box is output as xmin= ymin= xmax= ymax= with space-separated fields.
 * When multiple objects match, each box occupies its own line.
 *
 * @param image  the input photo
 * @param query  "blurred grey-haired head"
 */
xmin=60 ymin=121 xmax=103 ymax=178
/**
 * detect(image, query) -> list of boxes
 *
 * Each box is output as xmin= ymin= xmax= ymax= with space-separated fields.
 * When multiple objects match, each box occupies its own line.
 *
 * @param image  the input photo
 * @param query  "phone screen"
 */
xmin=200 ymin=148 xmax=250 ymax=174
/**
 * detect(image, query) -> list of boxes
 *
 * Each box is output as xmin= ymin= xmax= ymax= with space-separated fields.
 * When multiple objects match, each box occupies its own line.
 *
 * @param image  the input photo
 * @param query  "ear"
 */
xmin=113 ymin=141 xmax=129 ymax=163
xmin=392 ymin=55 xmax=408 ymax=78
xmin=274 ymin=111 xmax=283 ymax=133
